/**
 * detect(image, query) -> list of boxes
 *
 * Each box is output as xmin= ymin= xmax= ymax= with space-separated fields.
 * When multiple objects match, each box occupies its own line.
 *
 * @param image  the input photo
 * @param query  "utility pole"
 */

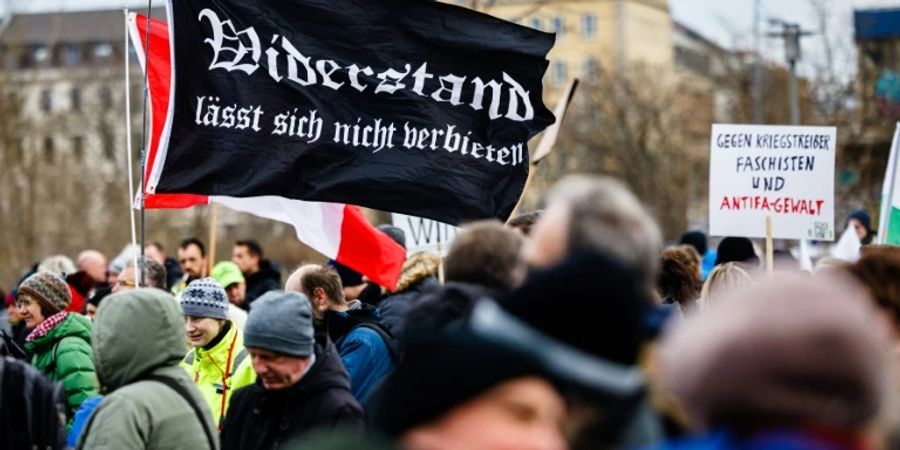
xmin=768 ymin=19 xmax=814 ymax=125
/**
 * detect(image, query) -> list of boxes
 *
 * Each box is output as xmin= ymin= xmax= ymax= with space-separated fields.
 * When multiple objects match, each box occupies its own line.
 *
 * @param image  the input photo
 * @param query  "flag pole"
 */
xmin=878 ymin=122 xmax=900 ymax=244
xmin=124 ymin=8 xmax=140 ymax=285
xmin=209 ymin=203 xmax=219 ymax=273
xmin=137 ymin=0 xmax=152 ymax=283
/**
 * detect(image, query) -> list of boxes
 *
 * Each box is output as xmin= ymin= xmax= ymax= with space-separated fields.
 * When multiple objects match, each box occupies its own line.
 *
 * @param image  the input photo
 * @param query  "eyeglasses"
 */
xmin=15 ymin=296 xmax=34 ymax=309
xmin=115 ymin=279 xmax=136 ymax=288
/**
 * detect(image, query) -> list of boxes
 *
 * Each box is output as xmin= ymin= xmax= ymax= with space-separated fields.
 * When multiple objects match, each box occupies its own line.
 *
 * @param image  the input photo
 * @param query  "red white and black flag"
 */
xmin=148 ymin=0 xmax=556 ymax=225
xmin=131 ymin=14 xmax=407 ymax=290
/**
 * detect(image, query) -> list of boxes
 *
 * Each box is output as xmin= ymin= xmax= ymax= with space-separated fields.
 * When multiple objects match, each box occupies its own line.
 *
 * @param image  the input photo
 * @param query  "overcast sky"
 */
xmin=4 ymin=0 xmax=900 ymax=73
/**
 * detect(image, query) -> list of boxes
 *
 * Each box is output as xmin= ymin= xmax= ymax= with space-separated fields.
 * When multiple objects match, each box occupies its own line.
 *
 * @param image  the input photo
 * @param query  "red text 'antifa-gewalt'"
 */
xmin=719 ymin=196 xmax=826 ymax=216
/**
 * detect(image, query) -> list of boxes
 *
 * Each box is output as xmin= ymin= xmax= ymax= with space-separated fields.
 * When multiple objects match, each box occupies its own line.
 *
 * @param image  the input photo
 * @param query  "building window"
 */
xmin=530 ymin=17 xmax=543 ymax=31
xmin=93 ymin=43 xmax=113 ymax=60
xmin=552 ymin=60 xmax=568 ymax=86
xmin=33 ymin=46 xmax=49 ymax=64
xmin=99 ymin=85 xmax=113 ymax=109
xmin=73 ymin=136 xmax=84 ymax=160
xmin=44 ymin=137 xmax=54 ymax=163
xmin=583 ymin=58 xmax=599 ymax=79
xmin=63 ymin=44 xmax=82 ymax=66
xmin=70 ymin=87 xmax=82 ymax=111
xmin=40 ymin=89 xmax=53 ymax=113
xmin=552 ymin=16 xmax=565 ymax=36
xmin=582 ymin=13 xmax=597 ymax=39
xmin=102 ymin=133 xmax=115 ymax=160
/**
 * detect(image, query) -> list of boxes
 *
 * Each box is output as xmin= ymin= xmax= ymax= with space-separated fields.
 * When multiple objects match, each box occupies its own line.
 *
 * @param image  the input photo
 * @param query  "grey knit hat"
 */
xmin=244 ymin=291 xmax=314 ymax=358
xmin=180 ymin=278 xmax=229 ymax=320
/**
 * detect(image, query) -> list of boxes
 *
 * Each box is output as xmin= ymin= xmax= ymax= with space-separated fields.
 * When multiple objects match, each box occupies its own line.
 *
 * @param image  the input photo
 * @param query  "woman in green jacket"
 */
xmin=179 ymin=278 xmax=256 ymax=429
xmin=18 ymin=271 xmax=98 ymax=427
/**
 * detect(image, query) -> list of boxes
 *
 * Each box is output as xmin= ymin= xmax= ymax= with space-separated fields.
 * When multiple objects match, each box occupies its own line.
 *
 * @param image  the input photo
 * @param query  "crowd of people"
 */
xmin=2 ymin=173 xmax=899 ymax=450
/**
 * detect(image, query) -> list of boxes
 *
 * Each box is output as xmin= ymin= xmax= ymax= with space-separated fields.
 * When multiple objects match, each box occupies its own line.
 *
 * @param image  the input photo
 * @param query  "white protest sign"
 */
xmin=391 ymin=213 xmax=460 ymax=256
xmin=709 ymin=124 xmax=836 ymax=241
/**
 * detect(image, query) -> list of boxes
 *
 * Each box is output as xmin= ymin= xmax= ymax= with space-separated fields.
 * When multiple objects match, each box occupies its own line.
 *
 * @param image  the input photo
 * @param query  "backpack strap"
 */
xmin=229 ymin=348 xmax=248 ymax=378
xmin=353 ymin=323 xmax=402 ymax=363
xmin=143 ymin=375 xmax=216 ymax=450
xmin=44 ymin=337 xmax=70 ymax=379
xmin=183 ymin=349 xmax=196 ymax=365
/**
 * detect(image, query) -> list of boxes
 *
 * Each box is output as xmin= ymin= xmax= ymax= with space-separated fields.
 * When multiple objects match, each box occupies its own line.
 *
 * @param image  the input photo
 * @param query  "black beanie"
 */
xmin=715 ymin=237 xmax=759 ymax=267
xmin=368 ymin=330 xmax=544 ymax=436
xmin=679 ymin=230 xmax=708 ymax=256
xmin=501 ymin=250 xmax=649 ymax=365
xmin=326 ymin=260 xmax=363 ymax=287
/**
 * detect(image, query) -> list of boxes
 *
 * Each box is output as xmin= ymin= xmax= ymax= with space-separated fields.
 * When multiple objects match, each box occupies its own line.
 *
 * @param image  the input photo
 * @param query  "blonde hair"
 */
xmin=699 ymin=263 xmax=752 ymax=311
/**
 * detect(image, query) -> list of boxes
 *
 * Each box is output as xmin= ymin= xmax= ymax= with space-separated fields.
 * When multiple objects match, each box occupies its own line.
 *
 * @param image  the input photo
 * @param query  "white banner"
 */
xmin=709 ymin=124 xmax=836 ymax=241
xmin=391 ymin=213 xmax=460 ymax=256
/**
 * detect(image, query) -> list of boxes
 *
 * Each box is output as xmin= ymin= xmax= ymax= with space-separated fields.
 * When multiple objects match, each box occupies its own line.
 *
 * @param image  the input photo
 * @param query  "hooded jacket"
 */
xmin=377 ymin=252 xmax=442 ymax=333
xmin=26 ymin=312 xmax=98 ymax=426
xmin=325 ymin=302 xmax=396 ymax=404
xmin=244 ymin=260 xmax=282 ymax=306
xmin=76 ymin=289 xmax=219 ymax=450
xmin=220 ymin=338 xmax=363 ymax=450
xmin=180 ymin=321 xmax=256 ymax=428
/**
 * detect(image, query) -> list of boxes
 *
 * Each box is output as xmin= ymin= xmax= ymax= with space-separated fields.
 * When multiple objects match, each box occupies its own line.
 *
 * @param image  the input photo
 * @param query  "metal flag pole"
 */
xmin=137 ymin=0 xmax=153 ymax=284
xmin=124 ymin=8 xmax=140 ymax=285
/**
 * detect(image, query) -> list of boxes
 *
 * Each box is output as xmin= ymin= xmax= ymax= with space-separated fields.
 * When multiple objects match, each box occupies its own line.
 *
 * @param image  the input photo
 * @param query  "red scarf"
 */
xmin=26 ymin=311 xmax=69 ymax=343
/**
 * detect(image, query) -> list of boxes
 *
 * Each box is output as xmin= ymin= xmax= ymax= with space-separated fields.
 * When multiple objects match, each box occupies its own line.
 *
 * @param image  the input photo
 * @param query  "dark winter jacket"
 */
xmin=1 ymin=356 xmax=68 ymax=450
xmin=324 ymin=303 xmax=396 ymax=404
xmin=376 ymin=252 xmax=442 ymax=333
xmin=244 ymin=260 xmax=282 ymax=307
xmin=398 ymin=282 xmax=498 ymax=339
xmin=164 ymin=257 xmax=182 ymax=291
xmin=220 ymin=338 xmax=363 ymax=450
xmin=378 ymin=277 xmax=440 ymax=333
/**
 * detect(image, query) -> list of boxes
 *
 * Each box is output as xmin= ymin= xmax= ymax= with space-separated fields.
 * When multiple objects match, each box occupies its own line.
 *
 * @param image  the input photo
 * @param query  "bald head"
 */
xmin=285 ymin=264 xmax=321 ymax=294
xmin=286 ymin=264 xmax=349 ymax=320
xmin=77 ymin=250 xmax=108 ymax=284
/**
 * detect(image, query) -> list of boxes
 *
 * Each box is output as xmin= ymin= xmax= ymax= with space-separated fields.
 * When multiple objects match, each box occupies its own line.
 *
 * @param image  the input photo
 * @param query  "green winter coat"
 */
xmin=77 ymin=289 xmax=219 ymax=450
xmin=25 ymin=312 xmax=98 ymax=427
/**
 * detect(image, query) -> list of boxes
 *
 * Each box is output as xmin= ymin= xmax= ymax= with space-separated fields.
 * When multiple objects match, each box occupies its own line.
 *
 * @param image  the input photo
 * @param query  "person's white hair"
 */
xmin=547 ymin=175 xmax=662 ymax=285
xmin=38 ymin=255 xmax=77 ymax=277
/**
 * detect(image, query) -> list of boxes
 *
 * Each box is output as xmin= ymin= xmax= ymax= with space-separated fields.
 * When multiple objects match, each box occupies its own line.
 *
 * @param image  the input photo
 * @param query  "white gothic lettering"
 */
xmin=198 ymin=8 xmax=536 ymax=122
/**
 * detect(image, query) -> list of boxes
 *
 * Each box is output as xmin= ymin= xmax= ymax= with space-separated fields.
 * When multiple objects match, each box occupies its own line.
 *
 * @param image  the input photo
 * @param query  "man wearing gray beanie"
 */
xmin=220 ymin=291 xmax=362 ymax=450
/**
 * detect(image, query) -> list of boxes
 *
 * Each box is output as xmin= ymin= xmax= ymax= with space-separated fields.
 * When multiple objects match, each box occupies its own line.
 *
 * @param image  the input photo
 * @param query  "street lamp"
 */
xmin=767 ymin=19 xmax=814 ymax=125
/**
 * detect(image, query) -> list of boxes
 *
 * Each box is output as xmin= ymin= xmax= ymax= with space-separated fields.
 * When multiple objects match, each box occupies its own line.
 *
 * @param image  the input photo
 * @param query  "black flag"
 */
xmin=151 ymin=0 xmax=555 ymax=225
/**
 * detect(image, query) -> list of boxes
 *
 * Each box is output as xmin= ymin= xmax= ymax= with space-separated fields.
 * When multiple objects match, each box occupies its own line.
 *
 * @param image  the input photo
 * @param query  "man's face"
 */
xmin=86 ymin=303 xmax=98 ymax=320
xmin=178 ymin=244 xmax=207 ymax=280
xmin=524 ymin=205 xmax=569 ymax=270
xmin=184 ymin=316 xmax=224 ymax=347
xmin=144 ymin=245 xmax=166 ymax=266
xmin=247 ymin=347 xmax=312 ymax=390
xmin=402 ymin=377 xmax=567 ymax=450
xmin=848 ymin=218 xmax=868 ymax=241
xmin=232 ymin=245 xmax=259 ymax=274
xmin=112 ymin=266 xmax=136 ymax=293
xmin=225 ymin=282 xmax=247 ymax=305
xmin=309 ymin=287 xmax=332 ymax=320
